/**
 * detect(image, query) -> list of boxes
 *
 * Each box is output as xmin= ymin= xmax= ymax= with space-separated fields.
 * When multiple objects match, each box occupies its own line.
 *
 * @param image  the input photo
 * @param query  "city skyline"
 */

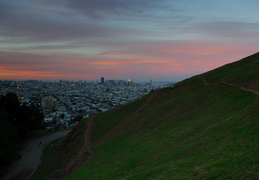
xmin=1 ymin=0 xmax=259 ymax=82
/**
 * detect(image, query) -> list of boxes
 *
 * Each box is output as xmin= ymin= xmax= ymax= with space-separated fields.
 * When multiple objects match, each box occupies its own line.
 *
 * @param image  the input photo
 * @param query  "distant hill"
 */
xmin=32 ymin=52 xmax=259 ymax=179
xmin=22 ymin=80 xmax=40 ymax=84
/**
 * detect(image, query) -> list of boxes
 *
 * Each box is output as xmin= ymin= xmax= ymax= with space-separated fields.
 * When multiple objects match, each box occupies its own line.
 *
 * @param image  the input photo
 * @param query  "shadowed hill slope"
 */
xmin=33 ymin=53 xmax=259 ymax=179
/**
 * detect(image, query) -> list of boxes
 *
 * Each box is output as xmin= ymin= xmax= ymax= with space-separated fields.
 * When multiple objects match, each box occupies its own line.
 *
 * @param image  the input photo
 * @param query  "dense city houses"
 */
xmin=0 ymin=78 xmax=171 ymax=129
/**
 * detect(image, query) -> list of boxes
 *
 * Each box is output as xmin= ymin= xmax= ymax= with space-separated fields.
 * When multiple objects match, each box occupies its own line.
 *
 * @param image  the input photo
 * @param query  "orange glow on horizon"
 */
xmin=0 ymin=66 xmax=95 ymax=80
xmin=1 ymin=40 xmax=256 ymax=81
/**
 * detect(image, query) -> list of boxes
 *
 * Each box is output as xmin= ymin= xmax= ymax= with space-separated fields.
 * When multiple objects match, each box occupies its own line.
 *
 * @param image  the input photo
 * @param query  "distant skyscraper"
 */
xmin=101 ymin=77 xmax=104 ymax=84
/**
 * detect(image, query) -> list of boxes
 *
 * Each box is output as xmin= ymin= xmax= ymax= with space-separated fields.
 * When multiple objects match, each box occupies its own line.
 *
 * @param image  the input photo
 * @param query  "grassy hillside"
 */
xmin=201 ymin=52 xmax=259 ymax=91
xmin=34 ymin=53 xmax=259 ymax=179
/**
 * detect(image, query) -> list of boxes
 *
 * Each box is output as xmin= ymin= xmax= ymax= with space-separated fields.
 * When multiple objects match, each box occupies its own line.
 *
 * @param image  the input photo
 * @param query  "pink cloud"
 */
xmin=0 ymin=38 xmax=258 ymax=82
xmin=99 ymin=51 xmax=126 ymax=56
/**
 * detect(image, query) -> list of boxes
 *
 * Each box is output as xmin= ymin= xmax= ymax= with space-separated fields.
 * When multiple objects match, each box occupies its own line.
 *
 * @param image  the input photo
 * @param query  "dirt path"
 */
xmin=76 ymin=116 xmax=94 ymax=166
xmin=53 ymin=117 xmax=94 ymax=179
xmin=201 ymin=77 xmax=210 ymax=86
xmin=240 ymin=87 xmax=259 ymax=96
xmin=201 ymin=78 xmax=259 ymax=97
xmin=3 ymin=130 xmax=70 ymax=180
xmin=95 ymin=91 xmax=159 ymax=146
xmin=54 ymin=91 xmax=161 ymax=178
xmin=221 ymin=81 xmax=259 ymax=97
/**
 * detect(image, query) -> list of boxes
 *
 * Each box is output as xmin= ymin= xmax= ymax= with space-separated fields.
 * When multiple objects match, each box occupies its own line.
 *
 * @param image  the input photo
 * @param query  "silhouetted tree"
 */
xmin=0 ymin=93 xmax=20 ymax=123
xmin=0 ymin=109 xmax=19 ymax=167
xmin=15 ymin=103 xmax=44 ymax=137
xmin=0 ymin=93 xmax=44 ymax=168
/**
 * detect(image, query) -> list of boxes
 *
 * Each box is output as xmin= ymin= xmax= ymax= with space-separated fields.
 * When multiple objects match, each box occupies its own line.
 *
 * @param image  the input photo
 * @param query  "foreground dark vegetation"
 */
xmin=32 ymin=52 xmax=259 ymax=179
xmin=0 ymin=93 xmax=44 ymax=171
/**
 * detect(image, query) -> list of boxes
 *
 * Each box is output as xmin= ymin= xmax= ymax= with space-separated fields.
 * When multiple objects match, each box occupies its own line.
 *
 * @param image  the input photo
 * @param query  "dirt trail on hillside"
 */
xmin=53 ymin=117 xmax=94 ymax=179
xmin=95 ymin=91 xmax=161 ymax=146
xmin=240 ymin=87 xmax=259 ymax=96
xmin=221 ymin=81 xmax=259 ymax=97
xmin=201 ymin=77 xmax=210 ymax=85
xmin=200 ymin=78 xmax=259 ymax=97
xmin=84 ymin=116 xmax=94 ymax=154
xmin=54 ymin=90 xmax=169 ymax=179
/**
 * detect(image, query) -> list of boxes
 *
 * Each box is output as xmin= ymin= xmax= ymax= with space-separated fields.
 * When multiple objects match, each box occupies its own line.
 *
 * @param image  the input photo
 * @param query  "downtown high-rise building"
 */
xmin=101 ymin=77 xmax=104 ymax=84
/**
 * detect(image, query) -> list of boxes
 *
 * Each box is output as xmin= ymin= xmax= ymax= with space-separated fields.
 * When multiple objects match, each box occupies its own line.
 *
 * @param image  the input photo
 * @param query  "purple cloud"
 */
xmin=0 ymin=1 xmax=150 ymax=43
xmin=188 ymin=21 xmax=259 ymax=41
xmin=1 ymin=0 xmax=259 ymax=82
xmin=65 ymin=0 xmax=166 ymax=19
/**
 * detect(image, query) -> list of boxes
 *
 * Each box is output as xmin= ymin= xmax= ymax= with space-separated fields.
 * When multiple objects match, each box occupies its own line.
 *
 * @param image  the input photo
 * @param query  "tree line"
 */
xmin=0 ymin=93 xmax=44 ymax=169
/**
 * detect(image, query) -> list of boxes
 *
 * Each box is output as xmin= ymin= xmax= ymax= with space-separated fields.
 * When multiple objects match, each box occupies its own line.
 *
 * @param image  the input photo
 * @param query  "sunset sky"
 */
xmin=1 ymin=0 xmax=259 ymax=82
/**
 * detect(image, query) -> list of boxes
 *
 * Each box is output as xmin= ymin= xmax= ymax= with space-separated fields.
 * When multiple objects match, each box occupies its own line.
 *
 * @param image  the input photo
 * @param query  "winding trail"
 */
xmin=221 ymin=81 xmax=259 ymax=97
xmin=201 ymin=77 xmax=259 ymax=97
xmin=75 ymin=116 xmax=94 ymax=166
xmin=53 ymin=117 xmax=94 ymax=178
xmin=201 ymin=77 xmax=210 ymax=86
xmin=53 ymin=91 xmax=162 ymax=179
xmin=240 ymin=87 xmax=259 ymax=96
xmin=3 ymin=130 xmax=70 ymax=180
xmin=56 ymin=79 xmax=259 ymax=178
xmin=55 ymin=92 xmax=161 ymax=178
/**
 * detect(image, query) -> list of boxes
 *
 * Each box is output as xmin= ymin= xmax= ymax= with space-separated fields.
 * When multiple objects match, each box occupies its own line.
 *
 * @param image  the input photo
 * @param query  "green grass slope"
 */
xmin=201 ymin=52 xmax=259 ymax=91
xmin=34 ymin=53 xmax=259 ymax=179
xmin=68 ymin=53 xmax=259 ymax=179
